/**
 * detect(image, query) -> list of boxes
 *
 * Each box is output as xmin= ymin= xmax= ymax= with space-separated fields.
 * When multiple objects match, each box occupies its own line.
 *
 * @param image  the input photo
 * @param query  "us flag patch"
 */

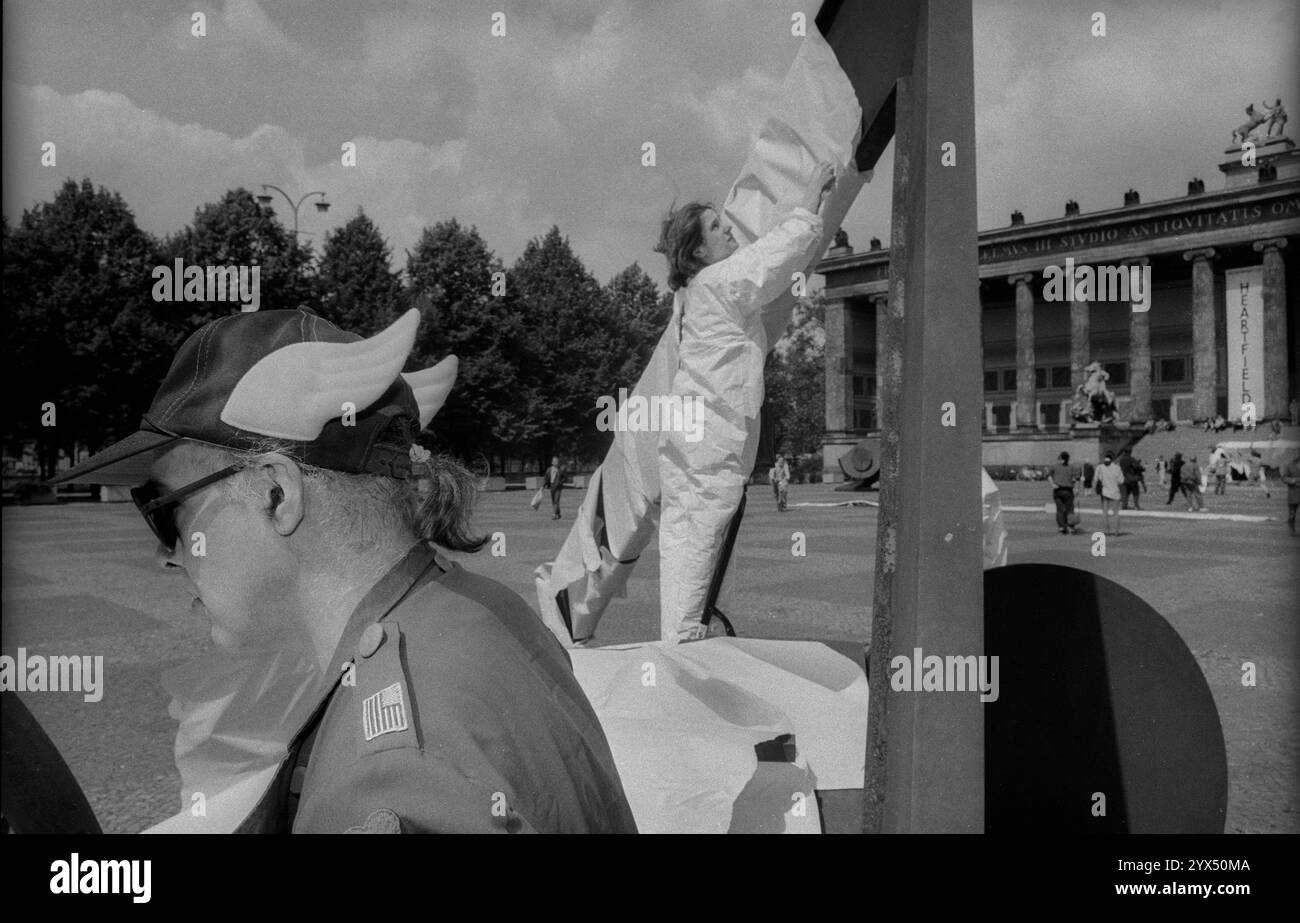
xmin=362 ymin=682 xmax=409 ymax=741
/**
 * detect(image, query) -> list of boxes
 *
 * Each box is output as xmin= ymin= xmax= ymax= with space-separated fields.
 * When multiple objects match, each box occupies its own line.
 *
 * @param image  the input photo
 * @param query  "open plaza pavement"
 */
xmin=2 ymin=477 xmax=1296 ymax=833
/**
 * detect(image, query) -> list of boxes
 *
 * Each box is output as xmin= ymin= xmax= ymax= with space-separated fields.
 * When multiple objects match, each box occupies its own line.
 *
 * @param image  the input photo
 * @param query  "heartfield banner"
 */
xmin=1224 ymin=266 xmax=1265 ymax=422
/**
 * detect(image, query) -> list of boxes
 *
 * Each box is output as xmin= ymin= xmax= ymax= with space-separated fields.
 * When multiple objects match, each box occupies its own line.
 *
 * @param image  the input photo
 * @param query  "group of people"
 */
xmin=1052 ymin=445 xmax=1300 ymax=537
xmin=1158 ymin=452 xmax=1214 ymax=512
xmin=1156 ymin=451 xmax=1269 ymax=509
xmin=1054 ymin=449 xmax=1149 ymax=532
xmin=1205 ymin=413 xmax=1288 ymax=437
xmin=1051 ymin=450 xmax=1141 ymax=537
xmin=1051 ymin=446 xmax=1190 ymax=536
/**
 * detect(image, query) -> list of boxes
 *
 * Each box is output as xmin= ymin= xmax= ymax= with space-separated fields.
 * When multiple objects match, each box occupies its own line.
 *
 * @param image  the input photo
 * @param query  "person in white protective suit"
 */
xmin=652 ymin=164 xmax=838 ymax=642
xmin=534 ymin=25 xmax=870 ymax=649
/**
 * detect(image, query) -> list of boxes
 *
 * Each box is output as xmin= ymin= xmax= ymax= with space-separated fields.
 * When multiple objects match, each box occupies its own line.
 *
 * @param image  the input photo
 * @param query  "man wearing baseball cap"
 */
xmin=50 ymin=308 xmax=637 ymax=833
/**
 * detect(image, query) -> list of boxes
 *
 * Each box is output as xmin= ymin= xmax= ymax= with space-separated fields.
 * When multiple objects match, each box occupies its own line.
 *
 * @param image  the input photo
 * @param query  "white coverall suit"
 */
xmin=534 ymin=27 xmax=868 ymax=645
xmin=658 ymin=208 xmax=825 ymax=640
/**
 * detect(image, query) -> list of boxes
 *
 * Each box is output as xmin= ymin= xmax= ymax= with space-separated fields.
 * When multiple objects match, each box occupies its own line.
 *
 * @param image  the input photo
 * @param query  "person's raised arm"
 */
xmin=698 ymin=163 xmax=838 ymax=311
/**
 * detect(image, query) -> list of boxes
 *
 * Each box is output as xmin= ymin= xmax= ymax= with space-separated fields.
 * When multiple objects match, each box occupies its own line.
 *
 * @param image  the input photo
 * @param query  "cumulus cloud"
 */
xmin=3 ymin=0 xmax=1296 ymax=284
xmin=1 ymin=81 xmax=470 ymax=260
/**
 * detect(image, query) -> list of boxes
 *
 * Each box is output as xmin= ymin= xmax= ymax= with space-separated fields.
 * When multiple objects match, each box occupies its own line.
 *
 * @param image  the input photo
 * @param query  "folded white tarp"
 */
xmin=570 ymin=638 xmax=868 ymax=834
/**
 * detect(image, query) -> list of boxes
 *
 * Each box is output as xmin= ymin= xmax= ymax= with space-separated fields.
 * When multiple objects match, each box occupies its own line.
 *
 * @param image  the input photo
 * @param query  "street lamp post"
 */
xmin=255 ymin=184 xmax=330 ymax=239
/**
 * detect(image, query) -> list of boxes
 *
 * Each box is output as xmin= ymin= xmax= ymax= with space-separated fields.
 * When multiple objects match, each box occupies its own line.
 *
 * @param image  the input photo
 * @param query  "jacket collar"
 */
xmin=320 ymin=541 xmax=448 ymax=683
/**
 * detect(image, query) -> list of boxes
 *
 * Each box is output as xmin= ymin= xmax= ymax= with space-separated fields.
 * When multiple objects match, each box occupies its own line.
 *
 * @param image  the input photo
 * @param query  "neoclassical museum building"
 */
xmin=816 ymin=127 xmax=1300 ymax=477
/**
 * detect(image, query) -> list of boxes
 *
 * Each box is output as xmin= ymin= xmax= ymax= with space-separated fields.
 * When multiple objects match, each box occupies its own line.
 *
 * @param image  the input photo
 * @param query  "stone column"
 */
xmin=872 ymin=293 xmax=891 ymax=430
xmin=824 ymin=298 xmax=854 ymax=434
xmin=1183 ymin=248 xmax=1218 ymax=422
xmin=1069 ymin=266 xmax=1090 ymax=395
xmin=1125 ymin=257 xmax=1152 ymax=423
xmin=1252 ymin=238 xmax=1289 ymax=419
xmin=1009 ymin=273 xmax=1036 ymax=430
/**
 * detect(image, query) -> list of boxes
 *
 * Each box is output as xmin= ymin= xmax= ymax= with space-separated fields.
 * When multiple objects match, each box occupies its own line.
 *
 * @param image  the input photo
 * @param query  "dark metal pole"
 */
xmin=863 ymin=77 xmax=911 ymax=834
xmin=871 ymin=0 xmax=985 ymax=833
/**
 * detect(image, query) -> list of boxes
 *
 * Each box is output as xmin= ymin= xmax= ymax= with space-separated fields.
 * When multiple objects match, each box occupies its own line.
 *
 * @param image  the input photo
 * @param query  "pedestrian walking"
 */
xmin=545 ymin=456 xmax=567 ymax=520
xmin=1181 ymin=455 xmax=1204 ymax=511
xmin=1129 ymin=455 xmax=1145 ymax=509
xmin=1166 ymin=452 xmax=1184 ymax=505
xmin=1250 ymin=451 xmax=1271 ymax=498
xmin=1049 ymin=451 xmax=1082 ymax=534
xmin=1212 ymin=455 xmax=1230 ymax=495
xmin=1280 ymin=454 xmax=1300 ymax=535
xmin=1096 ymin=452 xmax=1125 ymax=535
xmin=1118 ymin=448 xmax=1143 ymax=510
xmin=772 ymin=454 xmax=791 ymax=512
xmin=1118 ymin=448 xmax=1133 ymax=509
xmin=1155 ymin=454 xmax=1168 ymax=488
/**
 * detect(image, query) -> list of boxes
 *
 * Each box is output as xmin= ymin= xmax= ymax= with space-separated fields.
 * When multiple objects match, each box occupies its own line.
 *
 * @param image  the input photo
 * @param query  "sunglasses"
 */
xmin=131 ymin=464 xmax=243 ymax=551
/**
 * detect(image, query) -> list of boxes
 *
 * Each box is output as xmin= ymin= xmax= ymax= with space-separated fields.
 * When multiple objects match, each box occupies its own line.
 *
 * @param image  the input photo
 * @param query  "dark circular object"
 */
xmin=839 ymin=442 xmax=879 ymax=481
xmin=1 ymin=693 xmax=102 ymax=834
xmin=984 ymin=564 xmax=1227 ymax=833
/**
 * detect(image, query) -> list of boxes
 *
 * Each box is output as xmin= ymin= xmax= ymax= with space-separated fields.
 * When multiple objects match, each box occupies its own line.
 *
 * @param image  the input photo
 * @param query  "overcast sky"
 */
xmin=4 ymin=0 xmax=1297 ymax=290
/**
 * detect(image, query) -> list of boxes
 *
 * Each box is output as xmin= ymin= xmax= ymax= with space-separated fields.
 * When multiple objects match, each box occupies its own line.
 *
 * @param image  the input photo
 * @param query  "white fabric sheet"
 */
xmin=570 ymin=638 xmax=868 ymax=834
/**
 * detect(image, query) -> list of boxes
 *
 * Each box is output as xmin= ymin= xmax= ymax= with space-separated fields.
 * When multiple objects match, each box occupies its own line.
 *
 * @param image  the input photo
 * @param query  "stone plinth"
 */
xmin=1218 ymin=136 xmax=1298 ymax=189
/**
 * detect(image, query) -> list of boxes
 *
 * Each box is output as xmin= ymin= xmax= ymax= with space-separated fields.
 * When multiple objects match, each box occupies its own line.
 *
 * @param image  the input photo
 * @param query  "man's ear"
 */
xmin=251 ymin=452 xmax=306 ymax=536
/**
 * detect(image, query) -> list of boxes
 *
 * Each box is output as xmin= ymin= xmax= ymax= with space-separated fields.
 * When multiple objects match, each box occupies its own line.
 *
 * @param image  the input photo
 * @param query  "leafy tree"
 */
xmin=157 ymin=188 xmax=319 ymax=327
xmin=510 ymin=227 xmax=628 ymax=467
xmin=763 ymin=294 xmax=826 ymax=459
xmin=405 ymin=219 xmax=531 ymax=470
xmin=317 ymin=210 xmax=404 ymax=336
xmin=604 ymin=262 xmax=670 ymax=384
xmin=3 ymin=179 xmax=172 ymax=477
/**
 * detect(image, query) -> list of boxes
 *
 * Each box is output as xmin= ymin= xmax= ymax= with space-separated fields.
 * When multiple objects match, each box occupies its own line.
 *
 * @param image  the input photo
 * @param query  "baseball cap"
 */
xmin=49 ymin=308 xmax=457 ymax=486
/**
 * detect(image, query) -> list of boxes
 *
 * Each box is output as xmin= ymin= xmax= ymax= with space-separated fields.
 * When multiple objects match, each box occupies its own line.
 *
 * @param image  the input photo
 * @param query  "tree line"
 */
xmin=3 ymin=178 xmax=825 ymax=479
